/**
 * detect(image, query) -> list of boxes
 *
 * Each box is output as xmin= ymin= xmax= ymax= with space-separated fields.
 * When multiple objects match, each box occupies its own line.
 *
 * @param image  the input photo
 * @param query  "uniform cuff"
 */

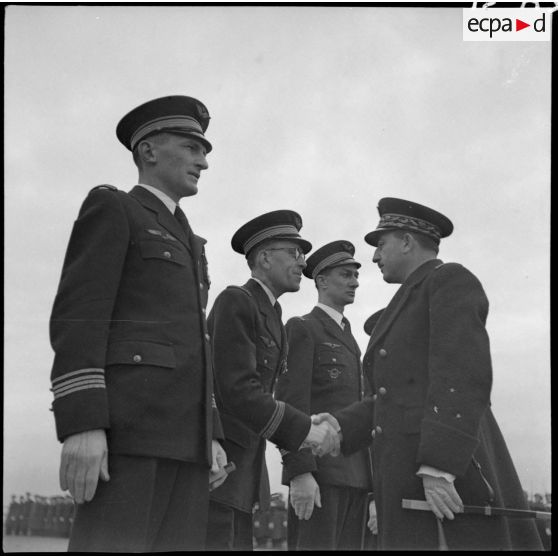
xmin=416 ymin=465 xmax=456 ymax=483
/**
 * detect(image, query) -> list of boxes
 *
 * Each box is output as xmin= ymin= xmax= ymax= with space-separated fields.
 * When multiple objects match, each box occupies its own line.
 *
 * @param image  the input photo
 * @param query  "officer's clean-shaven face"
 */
xmin=264 ymin=242 xmax=307 ymax=297
xmin=152 ymin=134 xmax=209 ymax=200
xmin=372 ymin=231 xmax=407 ymax=284
xmin=318 ymin=265 xmax=359 ymax=308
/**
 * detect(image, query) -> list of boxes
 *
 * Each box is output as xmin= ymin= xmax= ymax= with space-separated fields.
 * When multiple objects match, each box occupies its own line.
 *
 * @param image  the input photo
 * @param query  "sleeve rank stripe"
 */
xmin=53 ymin=379 xmax=106 ymax=398
xmin=53 ymin=383 xmax=106 ymax=400
xmin=52 ymin=372 xmax=106 ymax=392
xmin=260 ymin=401 xmax=285 ymax=439
xmin=52 ymin=368 xmax=105 ymax=385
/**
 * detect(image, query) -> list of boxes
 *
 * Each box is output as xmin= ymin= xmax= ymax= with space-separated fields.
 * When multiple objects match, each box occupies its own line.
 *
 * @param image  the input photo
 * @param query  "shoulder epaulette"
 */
xmin=226 ymin=285 xmax=253 ymax=297
xmin=90 ymin=184 xmax=118 ymax=192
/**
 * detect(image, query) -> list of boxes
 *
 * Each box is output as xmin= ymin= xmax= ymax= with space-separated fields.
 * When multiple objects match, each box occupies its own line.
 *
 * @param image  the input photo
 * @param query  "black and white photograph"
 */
xmin=4 ymin=2 xmax=551 ymax=553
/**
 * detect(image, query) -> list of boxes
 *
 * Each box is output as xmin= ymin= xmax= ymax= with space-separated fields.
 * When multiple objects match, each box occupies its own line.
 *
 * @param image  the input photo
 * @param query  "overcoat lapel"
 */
xmin=368 ymin=259 xmax=443 ymax=350
xmin=129 ymin=186 xmax=192 ymax=253
xmin=245 ymin=279 xmax=283 ymax=349
xmin=311 ymin=307 xmax=360 ymax=357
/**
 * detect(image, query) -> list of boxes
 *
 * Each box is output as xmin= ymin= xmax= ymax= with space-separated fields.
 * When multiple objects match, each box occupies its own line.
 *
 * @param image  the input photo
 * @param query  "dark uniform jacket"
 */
xmin=276 ymin=307 xmax=372 ymax=489
xmin=335 ymin=260 xmax=542 ymax=551
xmin=208 ymin=279 xmax=312 ymax=512
xmin=50 ymin=185 xmax=222 ymax=465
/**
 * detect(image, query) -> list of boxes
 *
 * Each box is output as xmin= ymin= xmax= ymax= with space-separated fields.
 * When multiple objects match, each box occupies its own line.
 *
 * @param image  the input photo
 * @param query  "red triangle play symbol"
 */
xmin=516 ymin=19 xmax=530 ymax=31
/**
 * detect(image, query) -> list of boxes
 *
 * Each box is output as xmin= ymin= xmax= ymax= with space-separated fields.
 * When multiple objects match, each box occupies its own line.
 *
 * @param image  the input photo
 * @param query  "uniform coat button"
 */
xmin=205 ymin=333 xmax=211 ymax=342
xmin=199 ymin=282 xmax=204 ymax=289
xmin=375 ymin=425 xmax=383 ymax=435
xmin=379 ymin=348 xmax=387 ymax=357
xmin=371 ymin=428 xmax=376 ymax=439
xmin=163 ymin=251 xmax=171 ymax=258
xmin=372 ymin=394 xmax=378 ymax=401
xmin=378 ymin=387 xmax=387 ymax=396
xmin=133 ymin=354 xmax=142 ymax=363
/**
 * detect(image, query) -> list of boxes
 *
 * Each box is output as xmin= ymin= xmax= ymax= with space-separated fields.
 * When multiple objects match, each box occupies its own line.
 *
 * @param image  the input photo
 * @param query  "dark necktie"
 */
xmin=174 ymin=205 xmax=191 ymax=234
xmin=274 ymin=301 xmax=283 ymax=320
xmin=342 ymin=317 xmax=358 ymax=350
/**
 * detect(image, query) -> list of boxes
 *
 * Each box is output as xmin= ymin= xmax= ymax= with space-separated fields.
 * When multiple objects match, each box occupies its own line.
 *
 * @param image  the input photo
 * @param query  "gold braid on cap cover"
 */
xmin=378 ymin=213 xmax=442 ymax=242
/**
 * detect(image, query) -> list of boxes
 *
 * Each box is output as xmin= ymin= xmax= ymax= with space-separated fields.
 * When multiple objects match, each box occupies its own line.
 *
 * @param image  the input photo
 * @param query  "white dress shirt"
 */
xmin=316 ymin=303 xmax=345 ymax=329
xmin=251 ymin=277 xmax=276 ymax=306
xmin=137 ymin=183 xmax=176 ymax=215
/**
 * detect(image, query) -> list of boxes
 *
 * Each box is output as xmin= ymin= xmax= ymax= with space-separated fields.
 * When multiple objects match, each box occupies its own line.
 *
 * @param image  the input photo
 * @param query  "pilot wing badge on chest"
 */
xmin=146 ymin=229 xmax=178 ymax=241
xmin=259 ymin=335 xmax=277 ymax=348
xmin=321 ymin=342 xmax=342 ymax=349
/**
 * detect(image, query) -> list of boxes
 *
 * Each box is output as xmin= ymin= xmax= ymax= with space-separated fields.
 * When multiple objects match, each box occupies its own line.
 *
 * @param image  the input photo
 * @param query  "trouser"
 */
xmin=288 ymin=484 xmax=370 ymax=551
xmin=205 ymin=500 xmax=254 ymax=551
xmin=69 ymin=454 xmax=208 ymax=552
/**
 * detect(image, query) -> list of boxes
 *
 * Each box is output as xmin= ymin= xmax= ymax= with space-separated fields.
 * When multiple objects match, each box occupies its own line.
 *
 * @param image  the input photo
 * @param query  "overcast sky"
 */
xmin=4 ymin=4 xmax=551 ymax=509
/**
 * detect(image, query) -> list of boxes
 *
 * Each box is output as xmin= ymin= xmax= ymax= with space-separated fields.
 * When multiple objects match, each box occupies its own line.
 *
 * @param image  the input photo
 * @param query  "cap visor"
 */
xmin=167 ymin=130 xmax=212 ymax=153
xmin=271 ymin=236 xmax=312 ymax=254
xmin=364 ymin=228 xmax=393 ymax=247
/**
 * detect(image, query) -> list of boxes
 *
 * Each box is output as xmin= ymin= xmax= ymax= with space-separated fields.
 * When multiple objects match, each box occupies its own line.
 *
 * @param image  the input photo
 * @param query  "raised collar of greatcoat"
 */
xmin=129 ymin=185 xmax=206 ymax=255
xmin=311 ymin=306 xmax=360 ymax=356
xmin=367 ymin=258 xmax=443 ymax=350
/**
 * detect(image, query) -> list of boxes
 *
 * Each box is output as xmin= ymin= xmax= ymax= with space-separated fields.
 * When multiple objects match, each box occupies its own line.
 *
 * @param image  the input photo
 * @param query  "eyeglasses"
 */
xmin=267 ymin=247 xmax=306 ymax=261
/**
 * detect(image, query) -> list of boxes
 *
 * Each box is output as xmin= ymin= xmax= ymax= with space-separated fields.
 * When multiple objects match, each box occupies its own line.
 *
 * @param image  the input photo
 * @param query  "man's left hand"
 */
xmin=367 ymin=499 xmax=378 ymax=534
xmin=422 ymin=474 xmax=463 ymax=520
xmin=208 ymin=440 xmax=228 ymax=491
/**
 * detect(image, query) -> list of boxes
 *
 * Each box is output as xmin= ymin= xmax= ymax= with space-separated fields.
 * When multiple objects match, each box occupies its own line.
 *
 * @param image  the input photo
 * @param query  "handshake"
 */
xmin=300 ymin=413 xmax=342 ymax=457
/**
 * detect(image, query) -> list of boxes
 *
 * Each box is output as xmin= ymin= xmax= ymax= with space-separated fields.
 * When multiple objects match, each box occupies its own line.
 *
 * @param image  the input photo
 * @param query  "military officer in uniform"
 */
xmin=275 ymin=240 xmax=373 ymax=550
xmin=49 ymin=95 xmax=228 ymax=552
xmin=5 ymin=495 xmax=18 ymax=535
xmin=205 ymin=211 xmax=341 ymax=551
xmin=316 ymin=198 xmax=542 ymax=551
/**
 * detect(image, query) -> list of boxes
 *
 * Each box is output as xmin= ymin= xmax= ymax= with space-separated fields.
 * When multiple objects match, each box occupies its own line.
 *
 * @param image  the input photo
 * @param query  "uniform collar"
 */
xmin=136 ymin=183 xmax=176 ymax=215
xmin=316 ymin=303 xmax=344 ymax=329
xmin=251 ymin=277 xmax=276 ymax=306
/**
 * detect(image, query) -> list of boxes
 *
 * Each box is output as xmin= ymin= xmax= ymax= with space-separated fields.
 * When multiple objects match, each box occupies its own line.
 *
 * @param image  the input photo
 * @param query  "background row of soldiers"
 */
xmin=253 ymin=493 xmax=288 ymax=550
xmin=4 ymin=493 xmax=74 ymax=538
xmin=3 ymin=489 xmax=550 ymax=550
xmin=3 ymin=490 xmax=287 ymax=548
xmin=526 ymin=492 xmax=552 ymax=551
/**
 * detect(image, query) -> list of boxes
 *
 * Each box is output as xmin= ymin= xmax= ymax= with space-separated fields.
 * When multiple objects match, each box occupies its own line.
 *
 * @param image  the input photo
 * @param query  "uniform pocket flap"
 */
xmin=317 ymin=347 xmax=349 ymax=367
xmin=139 ymin=239 xmax=189 ymax=266
xmin=106 ymin=340 xmax=176 ymax=368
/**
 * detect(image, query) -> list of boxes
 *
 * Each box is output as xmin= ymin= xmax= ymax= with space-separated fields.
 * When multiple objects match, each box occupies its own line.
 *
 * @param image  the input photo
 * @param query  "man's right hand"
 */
xmin=311 ymin=412 xmax=341 ymax=433
xmin=422 ymin=474 xmax=463 ymax=520
xmin=300 ymin=421 xmax=340 ymax=457
xmin=290 ymin=473 xmax=321 ymax=520
xmin=59 ymin=429 xmax=109 ymax=504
